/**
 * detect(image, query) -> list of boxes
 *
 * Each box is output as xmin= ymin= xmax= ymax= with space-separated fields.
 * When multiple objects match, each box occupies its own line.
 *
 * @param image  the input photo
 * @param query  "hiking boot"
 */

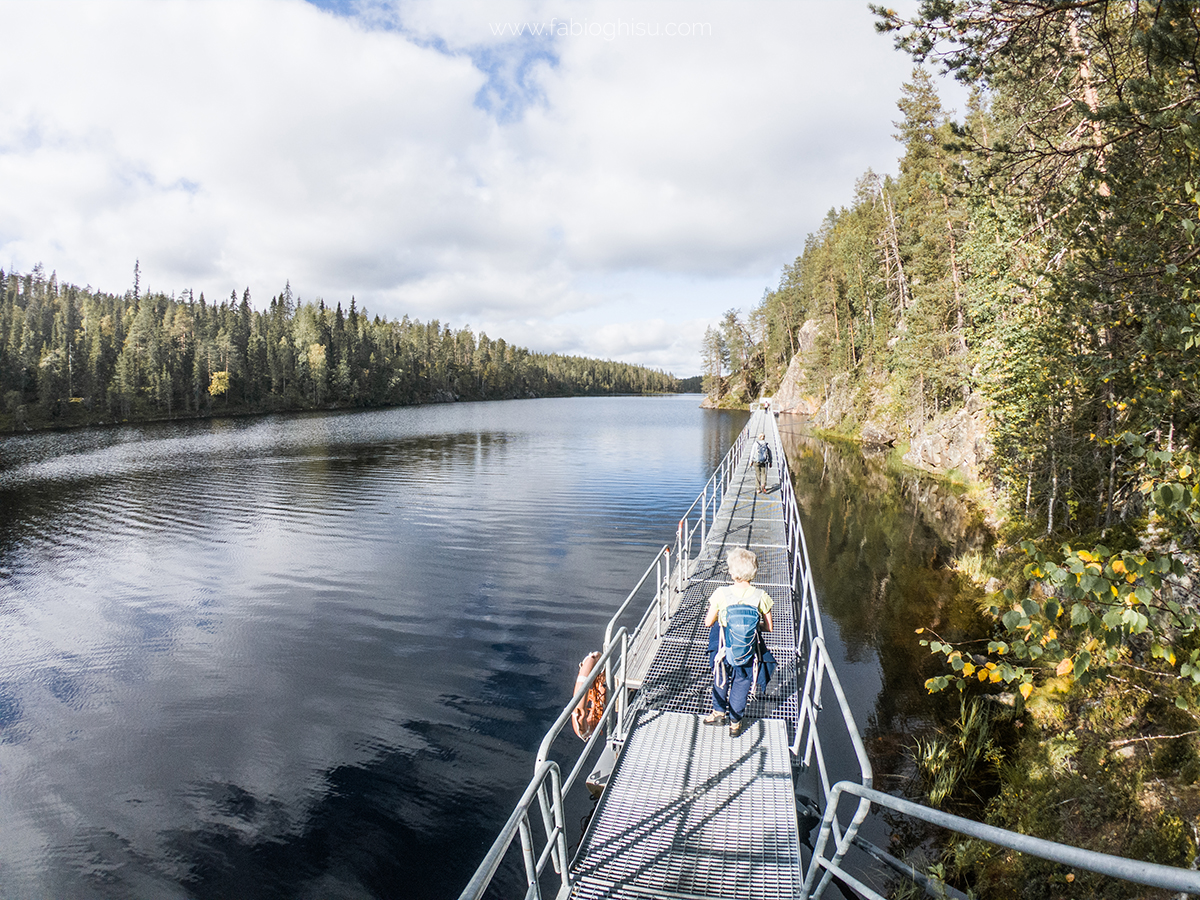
xmin=702 ymin=711 xmax=727 ymax=725
xmin=729 ymin=719 xmax=746 ymax=737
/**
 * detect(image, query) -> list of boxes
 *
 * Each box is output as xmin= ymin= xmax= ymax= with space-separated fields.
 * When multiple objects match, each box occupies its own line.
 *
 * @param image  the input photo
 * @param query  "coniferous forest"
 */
xmin=0 ymin=268 xmax=684 ymax=431
xmin=702 ymin=3 xmax=1200 ymax=891
xmin=711 ymin=11 xmax=1200 ymax=539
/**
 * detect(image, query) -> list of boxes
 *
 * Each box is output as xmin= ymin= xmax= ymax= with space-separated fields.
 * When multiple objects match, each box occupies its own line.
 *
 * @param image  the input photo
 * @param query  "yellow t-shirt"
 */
xmin=709 ymin=582 xmax=773 ymax=626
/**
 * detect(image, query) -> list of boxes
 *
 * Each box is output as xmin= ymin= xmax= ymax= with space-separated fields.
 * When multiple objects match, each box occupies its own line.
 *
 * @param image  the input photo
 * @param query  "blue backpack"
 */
xmin=723 ymin=604 xmax=760 ymax=666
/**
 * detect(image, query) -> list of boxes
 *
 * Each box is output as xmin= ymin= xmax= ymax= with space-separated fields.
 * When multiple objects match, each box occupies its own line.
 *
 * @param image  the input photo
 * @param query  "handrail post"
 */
xmin=535 ymin=780 xmax=561 ymax=876
xmin=605 ymin=654 xmax=615 ymax=744
xmin=676 ymin=522 xmax=686 ymax=594
xmin=618 ymin=630 xmax=629 ymax=737
xmin=662 ymin=549 xmax=671 ymax=628
xmin=517 ymin=813 xmax=541 ymax=899
xmin=681 ymin=529 xmax=688 ymax=592
xmin=655 ymin=555 xmax=664 ymax=638
xmin=550 ymin=765 xmax=570 ymax=896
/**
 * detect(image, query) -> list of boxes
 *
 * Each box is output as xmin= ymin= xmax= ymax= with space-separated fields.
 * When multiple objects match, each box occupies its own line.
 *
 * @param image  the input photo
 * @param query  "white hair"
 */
xmin=726 ymin=548 xmax=758 ymax=582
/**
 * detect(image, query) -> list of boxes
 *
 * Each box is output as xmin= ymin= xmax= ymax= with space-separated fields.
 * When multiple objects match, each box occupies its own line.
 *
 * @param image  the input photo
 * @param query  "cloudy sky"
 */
xmin=0 ymin=0 xmax=965 ymax=376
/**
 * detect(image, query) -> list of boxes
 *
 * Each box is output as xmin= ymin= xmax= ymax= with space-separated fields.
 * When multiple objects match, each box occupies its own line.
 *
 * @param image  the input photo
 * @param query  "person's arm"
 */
xmin=762 ymin=609 xmax=773 ymax=632
xmin=704 ymin=598 xmax=719 ymax=627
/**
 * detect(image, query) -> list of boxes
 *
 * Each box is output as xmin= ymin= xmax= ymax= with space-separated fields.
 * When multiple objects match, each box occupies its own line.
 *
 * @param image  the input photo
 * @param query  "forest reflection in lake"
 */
xmin=777 ymin=421 xmax=991 ymax=805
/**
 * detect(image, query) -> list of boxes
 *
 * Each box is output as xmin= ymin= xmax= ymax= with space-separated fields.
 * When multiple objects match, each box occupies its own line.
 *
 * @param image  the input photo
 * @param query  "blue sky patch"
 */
xmin=468 ymin=41 xmax=558 ymax=124
xmin=302 ymin=0 xmax=558 ymax=123
xmin=303 ymin=0 xmax=359 ymax=17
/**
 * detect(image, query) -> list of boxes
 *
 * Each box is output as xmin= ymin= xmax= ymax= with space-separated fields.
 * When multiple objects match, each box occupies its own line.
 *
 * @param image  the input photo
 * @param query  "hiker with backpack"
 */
xmin=752 ymin=433 xmax=772 ymax=493
xmin=702 ymin=547 xmax=774 ymax=737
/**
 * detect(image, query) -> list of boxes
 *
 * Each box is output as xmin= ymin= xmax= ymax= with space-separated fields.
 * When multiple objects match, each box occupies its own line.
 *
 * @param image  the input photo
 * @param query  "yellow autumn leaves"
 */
xmin=208 ymin=370 xmax=230 ymax=397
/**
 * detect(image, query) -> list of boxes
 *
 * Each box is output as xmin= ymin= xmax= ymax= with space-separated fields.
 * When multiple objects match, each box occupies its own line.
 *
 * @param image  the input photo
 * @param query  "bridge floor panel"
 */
xmin=691 ymin=545 xmax=790 ymax=588
xmin=635 ymin=562 xmax=798 ymax=726
xmin=724 ymin=492 xmax=787 ymax=522
xmin=632 ymin=634 xmax=799 ymax=723
xmin=570 ymin=710 xmax=803 ymax=900
xmin=649 ymin=591 xmax=797 ymax=670
xmin=702 ymin=509 xmax=786 ymax=553
xmin=700 ymin=525 xmax=780 ymax=556
xmin=708 ymin=509 xmax=787 ymax=537
xmin=632 ymin=434 xmax=800 ymax=729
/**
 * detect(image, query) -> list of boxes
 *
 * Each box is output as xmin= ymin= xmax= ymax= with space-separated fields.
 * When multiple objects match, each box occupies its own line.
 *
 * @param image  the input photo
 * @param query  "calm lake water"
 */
xmin=0 ymin=397 xmax=984 ymax=899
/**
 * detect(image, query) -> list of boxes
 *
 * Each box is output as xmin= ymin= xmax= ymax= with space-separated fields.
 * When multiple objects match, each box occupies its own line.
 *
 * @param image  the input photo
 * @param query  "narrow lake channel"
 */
xmin=0 ymin=397 xmax=984 ymax=899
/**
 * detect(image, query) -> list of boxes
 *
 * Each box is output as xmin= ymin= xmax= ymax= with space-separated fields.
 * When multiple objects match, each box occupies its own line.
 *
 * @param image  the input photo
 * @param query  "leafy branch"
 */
xmin=923 ymin=434 xmax=1199 ymax=704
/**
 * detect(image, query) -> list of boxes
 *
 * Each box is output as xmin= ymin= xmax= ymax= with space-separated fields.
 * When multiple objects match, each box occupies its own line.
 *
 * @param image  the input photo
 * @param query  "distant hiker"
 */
xmin=703 ymin=548 xmax=775 ymax=737
xmin=752 ymin=432 xmax=772 ymax=493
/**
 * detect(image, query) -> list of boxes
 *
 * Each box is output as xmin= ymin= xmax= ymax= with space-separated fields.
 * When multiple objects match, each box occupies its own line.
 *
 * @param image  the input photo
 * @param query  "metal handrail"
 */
xmin=760 ymin=404 xmax=896 ymax=897
xmin=764 ymin=406 xmax=877 ymax=875
xmin=603 ymin=545 xmax=671 ymax=653
xmin=533 ymin=628 xmax=630 ymax=882
xmin=456 ymin=759 xmax=567 ymax=900
xmin=674 ymin=424 xmax=748 ymax=577
xmin=810 ymin=782 xmax=1200 ymax=898
xmin=765 ymin=408 xmax=824 ymax=650
xmin=794 ymin=637 xmax=874 ymax=899
xmin=457 ymin=629 xmax=630 ymax=900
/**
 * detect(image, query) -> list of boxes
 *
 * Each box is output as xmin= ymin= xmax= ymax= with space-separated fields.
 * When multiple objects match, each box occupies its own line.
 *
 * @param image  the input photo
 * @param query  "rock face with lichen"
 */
xmin=902 ymin=394 xmax=992 ymax=480
xmin=860 ymin=421 xmax=893 ymax=446
xmin=772 ymin=320 xmax=822 ymax=415
xmin=770 ymin=316 xmax=992 ymax=481
xmin=773 ymin=355 xmax=819 ymax=415
xmin=777 ymin=352 xmax=991 ymax=481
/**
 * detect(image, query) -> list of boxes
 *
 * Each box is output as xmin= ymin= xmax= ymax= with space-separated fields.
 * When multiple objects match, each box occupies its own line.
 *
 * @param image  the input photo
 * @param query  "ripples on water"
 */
xmin=0 ymin=397 xmax=748 ymax=900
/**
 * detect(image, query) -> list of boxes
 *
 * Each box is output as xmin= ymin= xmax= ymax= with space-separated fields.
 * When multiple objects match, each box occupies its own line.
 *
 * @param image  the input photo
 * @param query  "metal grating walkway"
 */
xmin=632 ymin=415 xmax=798 ymax=728
xmin=571 ymin=412 xmax=802 ymax=900
xmin=570 ymin=709 xmax=803 ymax=900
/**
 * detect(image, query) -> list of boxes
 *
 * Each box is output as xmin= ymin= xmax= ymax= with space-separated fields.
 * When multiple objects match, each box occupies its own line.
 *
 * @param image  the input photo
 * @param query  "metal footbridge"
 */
xmin=459 ymin=410 xmax=1200 ymax=900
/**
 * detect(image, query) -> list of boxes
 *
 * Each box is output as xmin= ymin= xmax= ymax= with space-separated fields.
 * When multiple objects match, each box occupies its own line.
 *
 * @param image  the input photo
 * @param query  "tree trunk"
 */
xmin=876 ymin=175 xmax=910 ymax=313
xmin=1068 ymin=12 xmax=1110 ymax=197
xmin=1046 ymin=416 xmax=1059 ymax=535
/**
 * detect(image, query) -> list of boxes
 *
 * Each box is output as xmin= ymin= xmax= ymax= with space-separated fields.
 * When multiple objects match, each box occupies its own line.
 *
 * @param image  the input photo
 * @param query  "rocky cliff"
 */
xmin=773 ymin=323 xmax=993 ymax=482
xmin=771 ymin=320 xmax=821 ymax=415
xmin=901 ymin=393 xmax=992 ymax=481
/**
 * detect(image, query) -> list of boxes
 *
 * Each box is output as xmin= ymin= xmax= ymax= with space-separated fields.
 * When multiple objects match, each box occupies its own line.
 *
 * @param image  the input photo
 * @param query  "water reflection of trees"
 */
xmin=701 ymin=409 xmax=751 ymax=474
xmin=779 ymin=423 xmax=991 ymax=791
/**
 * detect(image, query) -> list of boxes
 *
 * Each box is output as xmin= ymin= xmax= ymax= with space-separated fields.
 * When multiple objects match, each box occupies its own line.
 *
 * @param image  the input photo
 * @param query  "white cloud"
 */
xmin=0 ymin=0 xmax=966 ymax=375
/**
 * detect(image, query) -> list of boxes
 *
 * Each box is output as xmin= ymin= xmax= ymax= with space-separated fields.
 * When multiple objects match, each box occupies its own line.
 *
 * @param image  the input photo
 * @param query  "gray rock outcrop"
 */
xmin=902 ymin=393 xmax=992 ymax=480
xmin=773 ymin=354 xmax=818 ymax=415
xmin=860 ymin=420 xmax=893 ymax=446
xmin=773 ymin=321 xmax=823 ymax=415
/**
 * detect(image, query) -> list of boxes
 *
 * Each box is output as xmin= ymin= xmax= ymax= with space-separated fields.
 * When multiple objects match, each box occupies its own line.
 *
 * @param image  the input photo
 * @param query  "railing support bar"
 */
xmin=813 ymin=782 xmax=1200 ymax=896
